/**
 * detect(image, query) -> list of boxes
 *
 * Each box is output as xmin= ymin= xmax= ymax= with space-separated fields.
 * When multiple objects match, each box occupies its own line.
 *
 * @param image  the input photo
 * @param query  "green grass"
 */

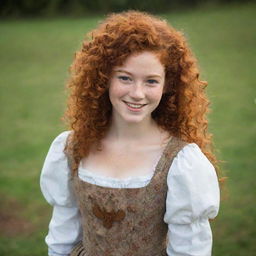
xmin=0 ymin=2 xmax=255 ymax=255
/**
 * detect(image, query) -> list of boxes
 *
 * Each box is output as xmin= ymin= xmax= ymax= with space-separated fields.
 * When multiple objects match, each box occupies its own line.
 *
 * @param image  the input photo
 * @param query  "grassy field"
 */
xmin=0 ymin=2 xmax=255 ymax=255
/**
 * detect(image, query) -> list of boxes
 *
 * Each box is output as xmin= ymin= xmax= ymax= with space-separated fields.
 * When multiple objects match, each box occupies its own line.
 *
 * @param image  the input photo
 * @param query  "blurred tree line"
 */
xmin=0 ymin=0 xmax=252 ymax=17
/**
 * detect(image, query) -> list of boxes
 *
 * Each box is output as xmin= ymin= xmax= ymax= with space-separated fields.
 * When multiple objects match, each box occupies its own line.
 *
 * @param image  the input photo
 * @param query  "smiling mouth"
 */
xmin=123 ymin=101 xmax=147 ymax=109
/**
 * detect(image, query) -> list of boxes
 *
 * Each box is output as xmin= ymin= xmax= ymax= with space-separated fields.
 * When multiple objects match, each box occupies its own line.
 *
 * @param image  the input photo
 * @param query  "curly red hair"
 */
xmin=64 ymin=10 xmax=222 ymax=181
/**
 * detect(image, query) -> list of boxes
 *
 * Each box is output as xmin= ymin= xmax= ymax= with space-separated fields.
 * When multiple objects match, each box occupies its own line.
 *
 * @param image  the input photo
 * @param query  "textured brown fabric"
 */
xmin=70 ymin=241 xmax=86 ymax=256
xmin=67 ymin=136 xmax=187 ymax=256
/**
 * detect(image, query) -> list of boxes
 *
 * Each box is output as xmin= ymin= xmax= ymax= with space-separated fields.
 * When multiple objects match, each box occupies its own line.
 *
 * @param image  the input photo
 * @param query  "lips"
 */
xmin=123 ymin=101 xmax=147 ymax=109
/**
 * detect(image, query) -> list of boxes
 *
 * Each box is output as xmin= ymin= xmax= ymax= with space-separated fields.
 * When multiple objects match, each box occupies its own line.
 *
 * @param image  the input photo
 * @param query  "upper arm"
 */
xmin=40 ymin=130 xmax=76 ymax=207
xmin=164 ymin=143 xmax=220 ymax=224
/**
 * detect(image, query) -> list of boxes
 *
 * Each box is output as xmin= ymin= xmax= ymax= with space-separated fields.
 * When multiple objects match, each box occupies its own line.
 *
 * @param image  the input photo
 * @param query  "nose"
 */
xmin=129 ymin=82 xmax=144 ymax=100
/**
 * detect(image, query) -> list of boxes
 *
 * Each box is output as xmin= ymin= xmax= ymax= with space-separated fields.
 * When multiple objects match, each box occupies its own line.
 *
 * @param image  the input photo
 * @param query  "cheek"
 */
xmin=109 ymin=82 xmax=127 ymax=102
xmin=148 ymin=87 xmax=164 ymax=103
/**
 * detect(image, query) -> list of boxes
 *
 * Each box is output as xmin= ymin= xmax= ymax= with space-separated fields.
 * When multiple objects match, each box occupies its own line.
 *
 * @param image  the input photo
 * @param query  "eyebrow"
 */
xmin=114 ymin=69 xmax=163 ymax=79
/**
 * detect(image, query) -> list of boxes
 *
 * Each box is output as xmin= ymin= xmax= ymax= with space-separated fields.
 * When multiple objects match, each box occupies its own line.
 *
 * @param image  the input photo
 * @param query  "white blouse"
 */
xmin=40 ymin=131 xmax=220 ymax=256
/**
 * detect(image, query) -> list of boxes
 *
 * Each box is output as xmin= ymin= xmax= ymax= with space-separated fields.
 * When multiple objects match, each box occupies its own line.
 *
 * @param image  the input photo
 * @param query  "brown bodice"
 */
xmin=67 ymin=136 xmax=187 ymax=256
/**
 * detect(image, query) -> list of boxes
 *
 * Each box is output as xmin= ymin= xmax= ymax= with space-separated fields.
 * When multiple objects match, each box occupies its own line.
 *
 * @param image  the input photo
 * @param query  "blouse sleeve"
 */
xmin=164 ymin=143 xmax=220 ymax=256
xmin=40 ymin=131 xmax=82 ymax=256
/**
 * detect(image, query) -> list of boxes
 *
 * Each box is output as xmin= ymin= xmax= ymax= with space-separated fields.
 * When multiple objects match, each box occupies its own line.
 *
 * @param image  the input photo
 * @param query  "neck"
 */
xmin=107 ymin=115 xmax=159 ymax=143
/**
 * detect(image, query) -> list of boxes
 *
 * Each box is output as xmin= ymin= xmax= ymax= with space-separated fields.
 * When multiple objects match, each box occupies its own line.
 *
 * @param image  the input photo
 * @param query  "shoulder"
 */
xmin=43 ymin=130 xmax=72 ymax=162
xmin=45 ymin=131 xmax=72 ymax=156
xmin=165 ymin=143 xmax=220 ymax=223
xmin=169 ymin=142 xmax=215 ymax=176
xmin=50 ymin=130 xmax=72 ymax=147
xmin=168 ymin=143 xmax=218 ymax=197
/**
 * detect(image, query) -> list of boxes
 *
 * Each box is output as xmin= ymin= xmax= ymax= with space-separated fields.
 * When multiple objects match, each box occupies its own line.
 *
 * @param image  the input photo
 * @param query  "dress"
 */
xmin=68 ymin=135 xmax=187 ymax=256
xmin=40 ymin=131 xmax=220 ymax=256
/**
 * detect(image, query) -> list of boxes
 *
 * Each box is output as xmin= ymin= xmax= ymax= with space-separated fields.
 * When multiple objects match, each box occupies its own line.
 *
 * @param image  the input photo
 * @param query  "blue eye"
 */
xmin=118 ymin=76 xmax=131 ymax=81
xmin=147 ymin=79 xmax=158 ymax=84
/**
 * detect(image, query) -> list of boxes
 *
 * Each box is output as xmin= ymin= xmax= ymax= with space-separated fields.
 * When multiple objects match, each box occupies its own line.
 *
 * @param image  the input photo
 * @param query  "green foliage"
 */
xmin=0 ymin=0 xmax=253 ymax=17
xmin=0 ymin=2 xmax=255 ymax=255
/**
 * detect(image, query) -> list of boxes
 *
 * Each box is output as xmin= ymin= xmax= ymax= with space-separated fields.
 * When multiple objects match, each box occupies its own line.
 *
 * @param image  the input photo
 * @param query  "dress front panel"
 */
xmin=69 ymin=137 xmax=187 ymax=256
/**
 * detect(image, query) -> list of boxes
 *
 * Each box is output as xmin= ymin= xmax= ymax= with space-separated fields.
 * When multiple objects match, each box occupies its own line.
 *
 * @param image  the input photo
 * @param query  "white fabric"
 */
xmin=40 ymin=131 xmax=220 ymax=256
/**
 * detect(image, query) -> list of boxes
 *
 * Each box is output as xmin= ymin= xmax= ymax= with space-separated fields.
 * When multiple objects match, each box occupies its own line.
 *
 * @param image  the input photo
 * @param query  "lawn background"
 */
xmin=0 ymin=2 xmax=255 ymax=255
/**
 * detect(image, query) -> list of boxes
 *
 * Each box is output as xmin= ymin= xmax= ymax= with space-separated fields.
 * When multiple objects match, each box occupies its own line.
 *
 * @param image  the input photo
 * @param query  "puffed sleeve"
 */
xmin=40 ymin=131 xmax=82 ymax=256
xmin=164 ymin=143 xmax=220 ymax=256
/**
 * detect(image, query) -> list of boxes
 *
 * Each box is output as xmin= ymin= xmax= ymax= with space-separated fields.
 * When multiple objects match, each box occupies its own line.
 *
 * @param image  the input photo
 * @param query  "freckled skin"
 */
xmin=109 ymin=51 xmax=165 ymax=125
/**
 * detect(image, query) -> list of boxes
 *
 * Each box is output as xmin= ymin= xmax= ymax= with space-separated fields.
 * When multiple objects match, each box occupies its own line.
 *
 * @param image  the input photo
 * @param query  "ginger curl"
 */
xmin=64 ymin=11 xmax=222 ymax=182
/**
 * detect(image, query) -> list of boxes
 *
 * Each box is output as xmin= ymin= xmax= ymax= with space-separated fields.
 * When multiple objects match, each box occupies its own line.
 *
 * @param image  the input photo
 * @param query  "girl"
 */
xmin=40 ymin=11 xmax=221 ymax=256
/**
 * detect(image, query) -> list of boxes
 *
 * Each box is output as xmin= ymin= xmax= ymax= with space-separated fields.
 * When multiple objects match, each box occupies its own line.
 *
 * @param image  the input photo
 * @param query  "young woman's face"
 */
xmin=109 ymin=51 xmax=165 ymax=124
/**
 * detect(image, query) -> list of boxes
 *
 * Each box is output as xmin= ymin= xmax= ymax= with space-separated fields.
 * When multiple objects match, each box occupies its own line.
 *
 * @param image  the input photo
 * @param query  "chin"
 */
xmin=122 ymin=116 xmax=146 ymax=124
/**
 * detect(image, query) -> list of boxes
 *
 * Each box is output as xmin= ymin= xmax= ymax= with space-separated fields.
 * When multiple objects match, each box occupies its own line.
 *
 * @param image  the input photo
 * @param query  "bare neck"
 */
xmin=105 ymin=116 xmax=169 ymax=147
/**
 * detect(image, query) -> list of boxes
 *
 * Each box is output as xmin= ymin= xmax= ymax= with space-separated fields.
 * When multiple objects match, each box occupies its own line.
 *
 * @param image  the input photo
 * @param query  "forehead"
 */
xmin=114 ymin=51 xmax=165 ymax=76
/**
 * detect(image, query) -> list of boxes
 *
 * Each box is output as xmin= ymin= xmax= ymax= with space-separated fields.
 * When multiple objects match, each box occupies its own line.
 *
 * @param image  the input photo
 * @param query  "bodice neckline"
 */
xmin=74 ymin=136 xmax=174 ymax=190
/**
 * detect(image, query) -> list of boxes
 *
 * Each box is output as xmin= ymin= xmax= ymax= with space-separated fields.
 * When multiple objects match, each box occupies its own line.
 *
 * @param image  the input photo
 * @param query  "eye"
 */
xmin=147 ymin=79 xmax=159 ymax=85
xmin=118 ymin=76 xmax=131 ymax=82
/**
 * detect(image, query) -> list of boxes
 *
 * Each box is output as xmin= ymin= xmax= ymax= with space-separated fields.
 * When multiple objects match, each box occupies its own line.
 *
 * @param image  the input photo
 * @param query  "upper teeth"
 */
xmin=126 ymin=102 xmax=144 ymax=108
